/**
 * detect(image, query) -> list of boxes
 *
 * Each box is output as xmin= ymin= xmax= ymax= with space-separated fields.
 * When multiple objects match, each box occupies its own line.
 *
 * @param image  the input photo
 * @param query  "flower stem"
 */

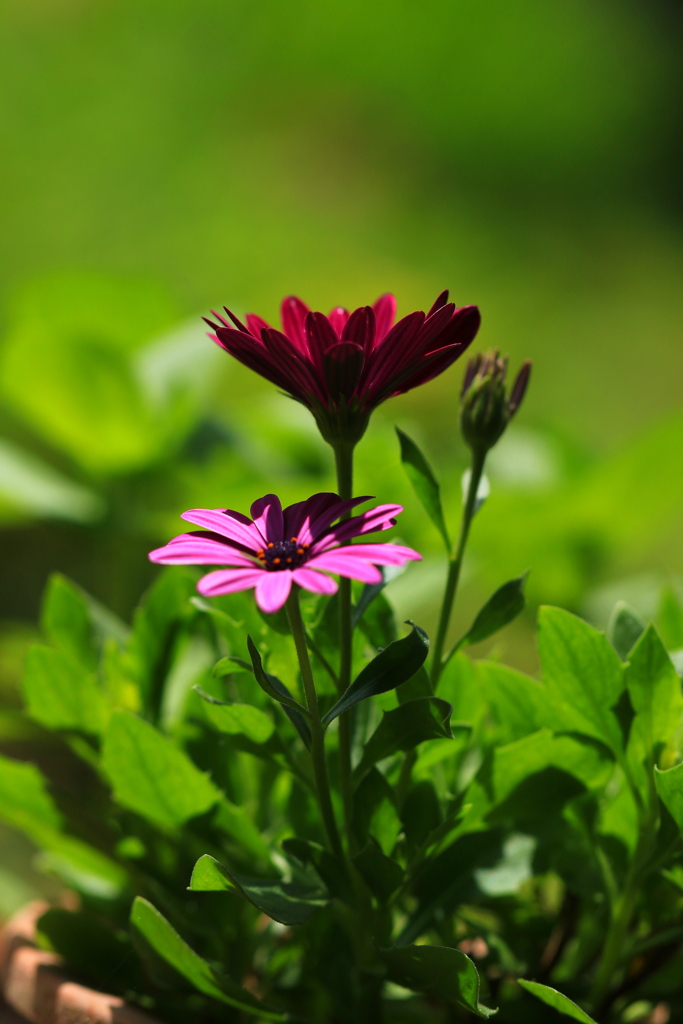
xmin=430 ymin=447 xmax=487 ymax=688
xmin=286 ymin=588 xmax=344 ymax=859
xmin=333 ymin=440 xmax=355 ymax=841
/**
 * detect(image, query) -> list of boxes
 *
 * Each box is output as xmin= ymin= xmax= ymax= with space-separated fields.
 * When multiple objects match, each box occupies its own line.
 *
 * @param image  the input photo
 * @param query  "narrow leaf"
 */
xmin=189 ymin=854 xmax=327 ymax=926
xmin=518 ymin=980 xmax=596 ymax=1024
xmin=102 ymin=710 xmax=219 ymax=828
xmin=396 ymin=427 xmax=450 ymax=550
xmin=130 ymin=897 xmax=284 ymax=1019
xmin=380 ymin=944 xmax=495 ymax=1018
xmin=609 ymin=601 xmax=645 ymax=661
xmin=353 ymin=697 xmax=453 ymax=784
xmin=247 ymin=636 xmax=309 ymax=717
xmin=195 ymin=686 xmax=274 ymax=744
xmin=454 ymin=573 xmax=528 ymax=652
xmin=322 ymin=624 xmax=429 ymax=726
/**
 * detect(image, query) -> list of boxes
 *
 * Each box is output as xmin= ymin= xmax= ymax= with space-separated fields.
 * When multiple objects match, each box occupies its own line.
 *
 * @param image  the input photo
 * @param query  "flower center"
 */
xmin=256 ymin=538 xmax=309 ymax=571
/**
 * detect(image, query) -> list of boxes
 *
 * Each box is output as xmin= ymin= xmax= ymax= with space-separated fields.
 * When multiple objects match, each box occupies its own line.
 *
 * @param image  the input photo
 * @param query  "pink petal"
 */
xmin=305 ymin=552 xmax=382 ymax=584
xmin=149 ymin=538 xmax=257 ymax=566
xmin=280 ymin=296 xmax=311 ymax=355
xmin=305 ymin=495 xmax=373 ymax=543
xmin=245 ymin=312 xmax=271 ymax=338
xmin=255 ymin=571 xmax=293 ymax=613
xmin=372 ymin=294 xmax=397 ymax=345
xmin=250 ymin=494 xmax=284 ymax=544
xmin=292 ymin=568 xmax=338 ymax=596
xmin=324 ymin=542 xmax=422 ymax=565
xmin=180 ymin=509 xmax=262 ymax=551
xmin=312 ymin=504 xmax=403 ymax=549
xmin=328 ymin=306 xmax=349 ymax=336
xmin=197 ymin=568 xmax=265 ymax=597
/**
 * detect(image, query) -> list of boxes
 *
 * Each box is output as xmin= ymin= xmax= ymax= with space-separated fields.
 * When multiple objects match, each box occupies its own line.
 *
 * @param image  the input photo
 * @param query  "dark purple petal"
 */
xmin=322 ymin=342 xmax=365 ymax=400
xmin=255 ymin=571 xmax=293 ymax=613
xmin=306 ymin=495 xmax=373 ymax=542
xmin=280 ymin=296 xmax=310 ymax=355
xmin=245 ymin=312 xmax=271 ymax=338
xmin=372 ymin=294 xmax=397 ymax=344
xmin=360 ymin=311 xmax=425 ymax=397
xmin=508 ymin=360 xmax=532 ymax=416
xmin=283 ymin=492 xmax=340 ymax=541
xmin=214 ymin=327 xmax=296 ymax=394
xmin=311 ymin=504 xmax=402 ymax=550
xmin=223 ymin=307 xmax=251 ymax=334
xmin=305 ymin=312 xmax=338 ymax=372
xmin=292 ymin=568 xmax=338 ymax=595
xmin=197 ymin=568 xmax=265 ymax=597
xmin=250 ymin=494 xmax=284 ymax=544
xmin=427 ymin=290 xmax=449 ymax=317
xmin=180 ymin=509 xmax=262 ymax=551
xmin=342 ymin=306 xmax=375 ymax=353
xmin=414 ymin=302 xmax=456 ymax=351
xmin=261 ymin=328 xmax=325 ymax=401
xmin=305 ymin=552 xmax=383 ymax=584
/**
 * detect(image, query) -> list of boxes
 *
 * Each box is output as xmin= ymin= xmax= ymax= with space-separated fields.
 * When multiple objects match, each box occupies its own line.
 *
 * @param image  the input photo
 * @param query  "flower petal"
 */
xmin=180 ymin=509 xmax=262 ymax=550
xmin=280 ymin=296 xmax=311 ymax=355
xmin=341 ymin=306 xmax=375 ymax=353
xmin=305 ymin=495 xmax=373 ymax=543
xmin=150 ymin=538 xmax=257 ymax=566
xmin=326 ymin=542 xmax=422 ymax=565
xmin=372 ymin=294 xmax=397 ymax=344
xmin=328 ymin=306 xmax=349 ymax=336
xmin=312 ymin=504 xmax=402 ymax=549
xmin=250 ymin=494 xmax=284 ymax=544
xmin=197 ymin=568 xmax=265 ymax=597
xmin=427 ymin=289 xmax=449 ymax=317
xmin=245 ymin=312 xmax=271 ymax=338
xmin=305 ymin=552 xmax=382 ymax=584
xmin=255 ymin=571 xmax=293 ymax=613
xmin=283 ymin=492 xmax=340 ymax=541
xmin=292 ymin=568 xmax=338 ymax=595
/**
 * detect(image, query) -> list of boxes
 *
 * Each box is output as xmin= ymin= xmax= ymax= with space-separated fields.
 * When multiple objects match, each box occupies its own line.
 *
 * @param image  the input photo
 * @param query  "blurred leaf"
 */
xmin=211 ymin=798 xmax=274 ymax=864
xmin=379 ymin=944 xmax=494 ymax=1018
xmin=397 ymin=664 xmax=432 ymax=704
xmin=129 ymin=569 xmax=197 ymax=707
xmin=401 ymin=780 xmax=442 ymax=852
xmin=627 ymin=625 xmax=683 ymax=778
xmin=352 ymin=571 xmax=389 ymax=630
xmin=130 ymin=897 xmax=284 ymax=1019
xmin=608 ymin=601 xmax=645 ymax=661
xmin=396 ymin=427 xmax=450 ymax=550
xmin=353 ymin=697 xmax=453 ymax=784
xmin=322 ymin=624 xmax=429 ymax=725
xmin=0 ymin=439 xmax=104 ymax=524
xmin=436 ymin=651 xmax=487 ymax=725
xmin=23 ymin=644 xmax=107 ymax=736
xmin=352 ymin=767 xmax=402 ymax=856
xmin=0 ymin=752 xmax=63 ymax=836
xmin=102 ymin=710 xmax=219 ymax=828
xmin=352 ymin=839 xmax=404 ymax=901
xmin=453 ymin=573 xmax=528 ymax=653
xmin=357 ymin=589 xmax=398 ymax=649
xmin=655 ymin=762 xmax=683 ymax=834
xmin=41 ymin=574 xmax=97 ymax=669
xmin=492 ymin=729 xmax=612 ymax=804
xmin=518 ymin=980 xmax=596 ymax=1023
xmin=195 ymin=686 xmax=274 ymax=744
xmin=477 ymin=660 xmax=544 ymax=743
xmin=282 ymin=838 xmax=354 ymax=904
xmin=189 ymin=854 xmax=327 ymax=925
xmin=538 ymin=606 xmax=625 ymax=755
xmin=658 ymin=586 xmax=683 ymax=651
xmin=37 ymin=908 xmax=133 ymax=986
xmin=247 ymin=636 xmax=309 ymax=717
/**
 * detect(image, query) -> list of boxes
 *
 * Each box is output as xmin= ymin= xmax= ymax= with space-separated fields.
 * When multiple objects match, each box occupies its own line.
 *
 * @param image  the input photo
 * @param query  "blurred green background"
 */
xmin=1 ymin=0 xmax=683 ymax=737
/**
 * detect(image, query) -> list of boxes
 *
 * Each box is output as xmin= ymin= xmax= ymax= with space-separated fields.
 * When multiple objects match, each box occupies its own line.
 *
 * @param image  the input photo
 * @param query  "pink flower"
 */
xmin=149 ymin=492 xmax=421 ymax=614
xmin=204 ymin=292 xmax=480 ymax=445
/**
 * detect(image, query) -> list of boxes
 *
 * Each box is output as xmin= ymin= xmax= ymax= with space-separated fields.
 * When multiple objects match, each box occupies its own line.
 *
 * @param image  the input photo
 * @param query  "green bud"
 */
xmin=460 ymin=350 xmax=531 ymax=454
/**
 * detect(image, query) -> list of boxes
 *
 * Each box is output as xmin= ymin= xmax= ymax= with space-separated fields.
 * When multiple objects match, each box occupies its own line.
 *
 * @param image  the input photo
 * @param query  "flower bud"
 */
xmin=460 ymin=350 xmax=532 ymax=454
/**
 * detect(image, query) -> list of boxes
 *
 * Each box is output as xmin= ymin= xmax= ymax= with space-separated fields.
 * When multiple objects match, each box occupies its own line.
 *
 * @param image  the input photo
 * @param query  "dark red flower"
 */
xmin=204 ymin=291 xmax=480 ymax=445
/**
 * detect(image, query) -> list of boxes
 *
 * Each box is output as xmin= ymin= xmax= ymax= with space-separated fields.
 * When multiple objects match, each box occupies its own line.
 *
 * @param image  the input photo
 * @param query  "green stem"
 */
xmin=430 ymin=447 xmax=487 ymax=688
xmin=286 ymin=588 xmax=344 ymax=858
xmin=334 ymin=441 xmax=355 ymax=841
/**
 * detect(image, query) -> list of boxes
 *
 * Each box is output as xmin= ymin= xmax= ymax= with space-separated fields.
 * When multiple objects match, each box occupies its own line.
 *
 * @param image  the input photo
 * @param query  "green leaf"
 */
xmin=357 ymin=589 xmax=398 ymax=650
xmin=658 ymin=586 xmax=683 ymax=651
xmin=0 ymin=752 xmax=63 ymax=836
xmin=35 ymin=832 xmax=127 ymax=899
xmin=323 ymin=624 xmax=430 ymax=726
xmin=396 ymin=427 xmax=450 ymax=550
xmin=477 ymin=660 xmax=544 ymax=743
xmin=130 ymin=897 xmax=284 ymax=1019
xmin=211 ymin=799 xmax=274 ymax=864
xmin=189 ymin=854 xmax=327 ymax=926
xmin=352 ymin=840 xmax=404 ymax=901
xmin=195 ymin=686 xmax=274 ymax=744
xmin=40 ymin=573 xmax=97 ymax=669
xmin=453 ymin=573 xmax=527 ymax=652
xmin=353 ymin=697 xmax=453 ymax=784
xmin=608 ymin=601 xmax=645 ymax=661
xmin=37 ymin=909 xmax=132 ymax=986
xmin=518 ymin=980 xmax=597 ymax=1023
xmin=246 ymin=636 xmax=309 ymax=717
xmin=492 ymin=729 xmax=612 ymax=804
xmin=655 ymin=761 xmax=683 ymax=833
xmin=352 ymin=768 xmax=402 ymax=856
xmin=397 ymin=664 xmax=433 ymax=704
xmin=401 ymin=780 xmax=442 ymax=851
xmin=281 ymin=838 xmax=354 ymax=904
xmin=538 ymin=606 xmax=625 ymax=756
xmin=23 ymin=644 xmax=107 ymax=736
xmin=379 ymin=944 xmax=495 ymax=1018
xmin=352 ymin=573 xmax=389 ymax=630
xmin=626 ymin=625 xmax=683 ymax=776
xmin=102 ymin=710 xmax=219 ymax=828
xmin=129 ymin=569 xmax=198 ymax=707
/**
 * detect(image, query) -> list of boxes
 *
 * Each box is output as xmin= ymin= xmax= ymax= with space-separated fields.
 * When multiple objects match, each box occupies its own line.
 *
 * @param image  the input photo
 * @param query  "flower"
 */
xmin=149 ymin=492 xmax=421 ymax=614
xmin=460 ymin=350 xmax=532 ymax=455
xmin=204 ymin=292 xmax=480 ymax=446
